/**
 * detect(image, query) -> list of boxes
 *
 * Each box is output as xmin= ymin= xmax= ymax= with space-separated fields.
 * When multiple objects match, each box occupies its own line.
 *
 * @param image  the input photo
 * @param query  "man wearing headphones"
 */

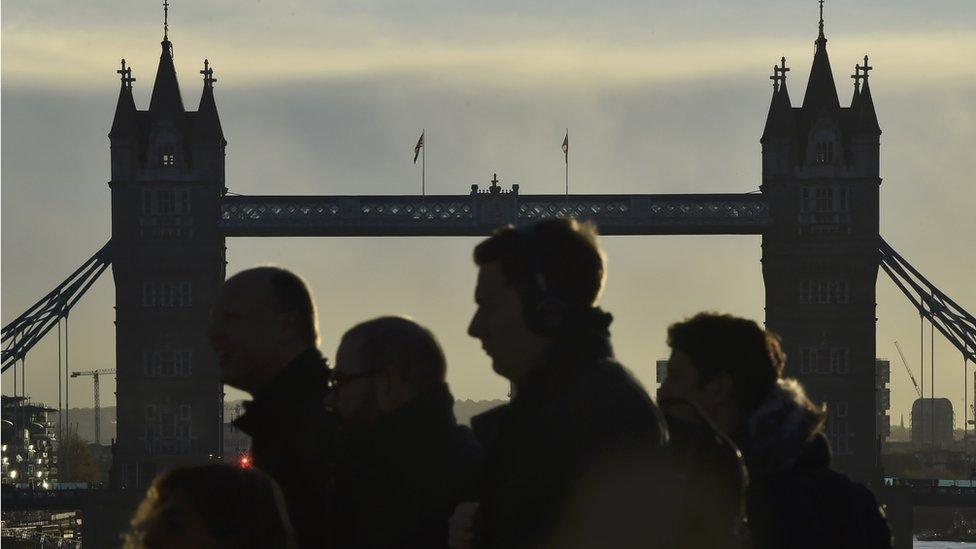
xmin=454 ymin=218 xmax=673 ymax=549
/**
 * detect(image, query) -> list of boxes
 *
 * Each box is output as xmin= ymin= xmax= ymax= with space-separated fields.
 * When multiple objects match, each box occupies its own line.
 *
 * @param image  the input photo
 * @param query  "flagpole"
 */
xmin=422 ymin=129 xmax=426 ymax=197
xmin=565 ymin=128 xmax=569 ymax=200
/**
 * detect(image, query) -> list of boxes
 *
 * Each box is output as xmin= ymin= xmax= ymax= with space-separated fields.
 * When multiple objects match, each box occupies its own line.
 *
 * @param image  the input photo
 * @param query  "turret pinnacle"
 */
xmin=109 ymin=59 xmax=138 ymax=138
xmin=850 ymin=64 xmax=862 ymax=107
xmin=196 ymin=59 xmax=225 ymax=142
xmin=853 ymin=55 xmax=881 ymax=135
xmin=761 ymin=57 xmax=795 ymax=143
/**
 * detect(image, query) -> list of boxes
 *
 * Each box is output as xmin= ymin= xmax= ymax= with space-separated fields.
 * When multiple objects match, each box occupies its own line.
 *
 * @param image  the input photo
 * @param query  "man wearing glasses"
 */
xmin=323 ymin=316 xmax=482 ymax=549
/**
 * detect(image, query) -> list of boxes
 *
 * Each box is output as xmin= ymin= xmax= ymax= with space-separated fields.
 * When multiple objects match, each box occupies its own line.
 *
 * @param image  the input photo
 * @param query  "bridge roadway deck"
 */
xmin=219 ymin=192 xmax=771 ymax=237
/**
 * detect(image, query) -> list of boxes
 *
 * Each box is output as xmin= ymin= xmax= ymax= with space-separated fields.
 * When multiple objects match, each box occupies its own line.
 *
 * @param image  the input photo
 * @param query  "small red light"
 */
xmin=238 ymin=454 xmax=252 ymax=469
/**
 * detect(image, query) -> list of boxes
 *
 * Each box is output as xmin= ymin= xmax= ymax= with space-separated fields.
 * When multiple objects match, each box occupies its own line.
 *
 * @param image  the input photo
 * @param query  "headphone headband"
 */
xmin=514 ymin=225 xmax=569 ymax=336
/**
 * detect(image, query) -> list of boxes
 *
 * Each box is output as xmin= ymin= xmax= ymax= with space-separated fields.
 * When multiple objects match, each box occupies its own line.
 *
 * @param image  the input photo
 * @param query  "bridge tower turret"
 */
xmin=760 ymin=7 xmax=882 ymax=482
xmin=108 ymin=30 xmax=227 ymax=487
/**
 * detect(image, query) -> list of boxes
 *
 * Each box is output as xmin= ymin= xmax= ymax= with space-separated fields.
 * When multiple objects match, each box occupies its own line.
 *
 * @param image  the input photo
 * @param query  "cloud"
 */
xmin=4 ymin=20 xmax=975 ymax=92
xmin=3 ymin=0 xmax=975 ymax=422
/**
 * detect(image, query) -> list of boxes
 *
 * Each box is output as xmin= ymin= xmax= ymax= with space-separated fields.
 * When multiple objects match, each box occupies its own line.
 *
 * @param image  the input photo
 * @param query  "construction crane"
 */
xmin=894 ymin=341 xmax=922 ymax=399
xmin=70 ymin=368 xmax=116 ymax=445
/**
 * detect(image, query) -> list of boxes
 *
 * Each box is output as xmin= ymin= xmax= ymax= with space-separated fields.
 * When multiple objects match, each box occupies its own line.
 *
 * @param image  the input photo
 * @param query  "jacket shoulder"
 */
xmin=471 ymin=403 xmax=510 ymax=446
xmin=573 ymin=359 xmax=664 ymax=425
xmin=813 ymin=469 xmax=892 ymax=547
xmin=538 ymin=358 xmax=667 ymax=454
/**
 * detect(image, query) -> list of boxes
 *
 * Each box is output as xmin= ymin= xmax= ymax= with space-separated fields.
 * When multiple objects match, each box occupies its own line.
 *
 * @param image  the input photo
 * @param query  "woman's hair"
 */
xmin=124 ymin=464 xmax=297 ymax=549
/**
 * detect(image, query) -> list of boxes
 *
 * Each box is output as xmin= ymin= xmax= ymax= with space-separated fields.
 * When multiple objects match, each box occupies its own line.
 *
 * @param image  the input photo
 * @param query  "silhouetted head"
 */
xmin=468 ymin=218 xmax=606 ymax=384
xmin=124 ymin=464 xmax=296 ymax=549
xmin=209 ymin=267 xmax=318 ymax=394
xmin=326 ymin=316 xmax=447 ymax=427
xmin=659 ymin=312 xmax=785 ymax=435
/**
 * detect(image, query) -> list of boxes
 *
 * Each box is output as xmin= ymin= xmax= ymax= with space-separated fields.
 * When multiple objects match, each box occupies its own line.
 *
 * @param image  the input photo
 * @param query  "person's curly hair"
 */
xmin=667 ymin=312 xmax=787 ymax=417
xmin=124 ymin=464 xmax=296 ymax=549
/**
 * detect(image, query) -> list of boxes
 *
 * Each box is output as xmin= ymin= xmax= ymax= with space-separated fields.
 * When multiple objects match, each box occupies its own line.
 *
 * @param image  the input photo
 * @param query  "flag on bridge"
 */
xmin=562 ymin=129 xmax=570 ymax=195
xmin=562 ymin=131 xmax=569 ymax=164
xmin=414 ymin=131 xmax=425 ymax=164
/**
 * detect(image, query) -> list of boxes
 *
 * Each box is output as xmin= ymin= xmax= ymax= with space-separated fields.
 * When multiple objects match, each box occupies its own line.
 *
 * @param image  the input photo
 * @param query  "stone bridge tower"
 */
xmin=761 ymin=10 xmax=882 ymax=482
xmin=108 ymin=30 xmax=226 ymax=487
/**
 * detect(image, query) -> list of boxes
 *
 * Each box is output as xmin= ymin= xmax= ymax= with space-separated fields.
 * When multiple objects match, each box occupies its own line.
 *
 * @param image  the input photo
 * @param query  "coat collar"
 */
xmin=233 ymin=347 xmax=330 ymax=435
xmin=738 ymin=379 xmax=829 ymax=479
xmin=340 ymin=382 xmax=458 ymax=450
xmin=516 ymin=307 xmax=615 ymax=403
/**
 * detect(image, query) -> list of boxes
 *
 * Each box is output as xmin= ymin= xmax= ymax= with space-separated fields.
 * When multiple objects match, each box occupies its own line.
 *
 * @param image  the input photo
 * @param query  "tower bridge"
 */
xmin=2 ymin=8 xmax=974 ymax=542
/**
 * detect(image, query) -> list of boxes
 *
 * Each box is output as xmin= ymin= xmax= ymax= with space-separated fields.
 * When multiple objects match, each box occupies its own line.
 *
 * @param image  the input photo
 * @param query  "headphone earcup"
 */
xmin=527 ymin=297 xmax=569 ymax=336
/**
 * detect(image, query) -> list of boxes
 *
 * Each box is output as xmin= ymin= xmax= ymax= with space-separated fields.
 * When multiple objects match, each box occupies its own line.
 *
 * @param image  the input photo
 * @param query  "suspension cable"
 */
xmin=65 ymin=315 xmax=70 ymax=442
xmin=58 ymin=319 xmax=63 ymax=443
xmin=920 ymin=313 xmax=925 ymax=446
xmin=12 ymin=345 xmax=17 ymax=398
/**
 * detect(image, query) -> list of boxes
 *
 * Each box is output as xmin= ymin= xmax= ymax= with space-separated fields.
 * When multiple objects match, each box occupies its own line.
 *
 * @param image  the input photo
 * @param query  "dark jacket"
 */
xmin=741 ymin=379 xmax=892 ymax=549
xmin=233 ymin=348 xmax=336 ymax=549
xmin=328 ymin=382 xmax=482 ymax=549
xmin=662 ymin=399 xmax=750 ymax=549
xmin=472 ymin=309 xmax=674 ymax=549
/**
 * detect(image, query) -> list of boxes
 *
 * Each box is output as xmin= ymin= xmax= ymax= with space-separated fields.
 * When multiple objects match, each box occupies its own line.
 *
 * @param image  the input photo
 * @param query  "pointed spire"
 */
xmin=200 ymin=59 xmax=216 ymax=89
xmin=110 ymin=59 xmax=138 ymax=138
xmin=164 ymin=0 xmax=170 ymax=41
xmin=772 ymin=56 xmax=790 ymax=93
xmin=853 ymin=55 xmax=881 ymax=135
xmin=762 ymin=57 xmax=795 ymax=143
xmin=850 ymin=63 xmax=862 ymax=107
xmin=196 ymin=59 xmax=224 ymax=142
xmin=802 ymin=0 xmax=840 ymax=113
xmin=148 ymin=18 xmax=185 ymax=117
xmin=859 ymin=55 xmax=873 ymax=84
xmin=817 ymin=0 xmax=826 ymax=44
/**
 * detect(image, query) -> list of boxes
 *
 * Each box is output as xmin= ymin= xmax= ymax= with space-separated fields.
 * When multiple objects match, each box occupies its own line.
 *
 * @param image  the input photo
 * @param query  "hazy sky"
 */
xmin=3 ymin=1 xmax=975 ymax=428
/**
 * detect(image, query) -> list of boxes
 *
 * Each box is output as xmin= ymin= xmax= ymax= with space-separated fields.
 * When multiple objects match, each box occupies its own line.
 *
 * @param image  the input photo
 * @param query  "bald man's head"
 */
xmin=210 ymin=267 xmax=319 ymax=393
xmin=226 ymin=267 xmax=319 ymax=346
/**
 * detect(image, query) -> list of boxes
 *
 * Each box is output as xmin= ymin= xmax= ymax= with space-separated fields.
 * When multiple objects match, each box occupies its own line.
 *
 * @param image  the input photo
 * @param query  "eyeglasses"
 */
xmin=327 ymin=369 xmax=384 ymax=390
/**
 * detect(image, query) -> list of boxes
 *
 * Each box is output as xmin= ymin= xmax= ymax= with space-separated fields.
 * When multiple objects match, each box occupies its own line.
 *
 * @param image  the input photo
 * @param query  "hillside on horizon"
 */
xmin=50 ymin=399 xmax=509 ymax=443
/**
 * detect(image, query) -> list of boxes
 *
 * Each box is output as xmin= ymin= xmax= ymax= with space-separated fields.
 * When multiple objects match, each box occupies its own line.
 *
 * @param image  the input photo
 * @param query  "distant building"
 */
xmin=876 ymin=359 xmax=891 ymax=440
xmin=1 ymin=396 xmax=59 ymax=487
xmin=222 ymin=422 xmax=250 ymax=464
xmin=911 ymin=398 xmax=954 ymax=449
xmin=656 ymin=360 xmax=668 ymax=386
xmin=222 ymin=403 xmax=250 ymax=464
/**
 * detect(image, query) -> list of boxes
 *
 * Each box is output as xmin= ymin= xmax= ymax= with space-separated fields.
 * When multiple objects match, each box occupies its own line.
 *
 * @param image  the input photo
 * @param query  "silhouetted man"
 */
xmin=210 ymin=266 xmax=334 ymax=548
xmin=659 ymin=313 xmax=891 ymax=549
xmin=324 ymin=316 xmax=482 ymax=549
xmin=459 ymin=219 xmax=672 ymax=548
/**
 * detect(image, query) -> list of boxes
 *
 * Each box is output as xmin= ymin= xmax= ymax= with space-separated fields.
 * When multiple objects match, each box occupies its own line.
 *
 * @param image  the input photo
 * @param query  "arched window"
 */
xmin=161 ymin=144 xmax=176 ymax=167
xmin=150 ymin=127 xmax=179 ymax=168
xmin=815 ymin=141 xmax=834 ymax=164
